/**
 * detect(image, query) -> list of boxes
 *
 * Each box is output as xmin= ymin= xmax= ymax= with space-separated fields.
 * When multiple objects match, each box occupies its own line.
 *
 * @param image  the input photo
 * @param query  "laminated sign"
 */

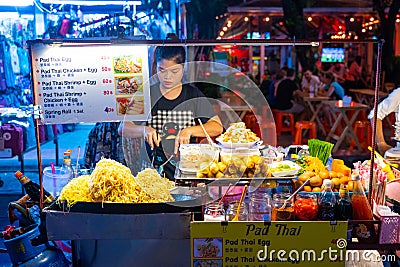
xmin=30 ymin=42 xmax=151 ymax=124
xmin=191 ymin=221 xmax=348 ymax=267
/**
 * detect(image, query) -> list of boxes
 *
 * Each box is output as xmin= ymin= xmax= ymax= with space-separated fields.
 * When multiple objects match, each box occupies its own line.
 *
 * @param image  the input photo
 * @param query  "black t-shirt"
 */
xmin=274 ymin=79 xmax=297 ymax=110
xmin=149 ymin=83 xmax=216 ymax=134
xmin=147 ymin=83 xmax=216 ymax=179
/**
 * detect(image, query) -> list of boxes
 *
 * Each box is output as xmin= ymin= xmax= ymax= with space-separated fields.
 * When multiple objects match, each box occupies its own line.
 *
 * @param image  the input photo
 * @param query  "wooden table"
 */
xmin=302 ymin=96 xmax=330 ymax=135
xmin=324 ymin=100 xmax=369 ymax=152
xmin=218 ymin=102 xmax=252 ymax=123
xmin=349 ymin=88 xmax=388 ymax=108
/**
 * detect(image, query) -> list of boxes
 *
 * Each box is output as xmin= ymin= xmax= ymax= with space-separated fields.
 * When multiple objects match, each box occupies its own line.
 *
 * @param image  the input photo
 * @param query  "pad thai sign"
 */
xmin=190 ymin=221 xmax=347 ymax=267
xmin=31 ymin=43 xmax=150 ymax=124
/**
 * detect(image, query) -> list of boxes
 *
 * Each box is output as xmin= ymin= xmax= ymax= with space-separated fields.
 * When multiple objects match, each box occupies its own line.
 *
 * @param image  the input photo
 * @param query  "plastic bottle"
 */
xmin=14 ymin=171 xmax=55 ymax=203
xmin=309 ymin=84 xmax=315 ymax=97
xmin=61 ymin=150 xmax=74 ymax=180
xmin=318 ymin=179 xmax=336 ymax=220
xmin=351 ymin=173 xmax=373 ymax=220
xmin=335 ymin=184 xmax=353 ymax=220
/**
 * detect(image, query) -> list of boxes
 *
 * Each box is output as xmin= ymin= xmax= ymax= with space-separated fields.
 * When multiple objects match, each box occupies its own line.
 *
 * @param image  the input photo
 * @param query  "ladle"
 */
xmin=278 ymin=179 xmax=310 ymax=211
xmin=231 ymin=185 xmax=248 ymax=221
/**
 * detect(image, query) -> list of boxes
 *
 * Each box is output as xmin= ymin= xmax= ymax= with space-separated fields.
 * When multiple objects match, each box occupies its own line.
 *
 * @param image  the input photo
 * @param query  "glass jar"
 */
xmin=272 ymin=193 xmax=295 ymax=221
xmin=227 ymin=201 xmax=248 ymax=221
xmin=249 ymin=191 xmax=272 ymax=221
xmin=294 ymin=193 xmax=318 ymax=221
xmin=276 ymin=179 xmax=294 ymax=194
xmin=204 ymin=203 xmax=225 ymax=221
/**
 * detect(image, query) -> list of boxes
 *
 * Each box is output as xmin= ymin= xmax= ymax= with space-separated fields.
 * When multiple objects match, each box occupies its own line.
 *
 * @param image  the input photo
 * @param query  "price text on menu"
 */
xmin=31 ymin=43 xmax=150 ymax=124
xmin=191 ymin=221 xmax=347 ymax=267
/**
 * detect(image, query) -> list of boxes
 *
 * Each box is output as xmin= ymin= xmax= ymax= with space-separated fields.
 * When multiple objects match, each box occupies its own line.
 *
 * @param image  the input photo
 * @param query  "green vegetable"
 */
xmin=307 ymin=139 xmax=334 ymax=165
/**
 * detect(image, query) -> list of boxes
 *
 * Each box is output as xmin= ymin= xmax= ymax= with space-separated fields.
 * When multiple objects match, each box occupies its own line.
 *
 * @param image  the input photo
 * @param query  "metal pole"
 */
xmin=29 ymin=45 xmax=45 ymax=210
xmin=369 ymin=40 xmax=384 ymax=204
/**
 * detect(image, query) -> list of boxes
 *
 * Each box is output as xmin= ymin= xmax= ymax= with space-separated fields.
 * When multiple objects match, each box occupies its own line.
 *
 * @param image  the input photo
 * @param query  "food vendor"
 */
xmin=119 ymin=36 xmax=223 ymax=180
xmin=368 ymin=87 xmax=400 ymax=156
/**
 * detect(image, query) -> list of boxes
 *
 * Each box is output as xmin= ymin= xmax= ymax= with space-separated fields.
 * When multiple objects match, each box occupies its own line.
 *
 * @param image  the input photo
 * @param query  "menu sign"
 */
xmin=31 ymin=43 xmax=150 ymax=124
xmin=191 ymin=221 xmax=347 ymax=267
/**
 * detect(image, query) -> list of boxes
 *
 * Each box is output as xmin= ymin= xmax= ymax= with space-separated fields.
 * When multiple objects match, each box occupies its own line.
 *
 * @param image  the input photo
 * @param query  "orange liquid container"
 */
xmin=351 ymin=173 xmax=373 ymax=220
xmin=351 ymin=195 xmax=373 ymax=220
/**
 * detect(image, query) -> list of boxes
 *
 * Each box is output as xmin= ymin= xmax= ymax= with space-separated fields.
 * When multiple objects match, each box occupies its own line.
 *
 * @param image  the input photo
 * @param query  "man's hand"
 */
xmin=144 ymin=126 xmax=160 ymax=150
xmin=174 ymin=127 xmax=193 ymax=154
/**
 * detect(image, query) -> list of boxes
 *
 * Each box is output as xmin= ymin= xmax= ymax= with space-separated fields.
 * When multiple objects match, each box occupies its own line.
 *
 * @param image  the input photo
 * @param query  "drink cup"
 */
xmin=43 ymin=166 xmax=70 ymax=197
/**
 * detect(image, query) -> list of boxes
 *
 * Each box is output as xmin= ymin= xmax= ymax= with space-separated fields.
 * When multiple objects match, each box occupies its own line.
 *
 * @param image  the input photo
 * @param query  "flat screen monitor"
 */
xmin=321 ymin=47 xmax=345 ymax=63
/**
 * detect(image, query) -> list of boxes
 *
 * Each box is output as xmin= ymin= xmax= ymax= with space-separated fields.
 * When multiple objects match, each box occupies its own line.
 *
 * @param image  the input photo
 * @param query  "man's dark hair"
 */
xmin=286 ymin=68 xmax=295 ymax=77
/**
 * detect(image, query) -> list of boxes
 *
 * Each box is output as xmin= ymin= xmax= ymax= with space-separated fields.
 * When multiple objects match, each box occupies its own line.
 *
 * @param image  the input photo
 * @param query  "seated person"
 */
xmin=273 ymin=68 xmax=304 ymax=116
xmin=318 ymin=71 xmax=345 ymax=100
xmin=301 ymin=68 xmax=320 ymax=93
xmin=329 ymin=62 xmax=346 ymax=84
xmin=317 ymin=71 xmax=345 ymax=127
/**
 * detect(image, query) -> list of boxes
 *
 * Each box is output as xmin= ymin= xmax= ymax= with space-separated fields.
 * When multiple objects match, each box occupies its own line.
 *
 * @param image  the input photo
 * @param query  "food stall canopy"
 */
xmin=221 ymin=0 xmax=375 ymax=40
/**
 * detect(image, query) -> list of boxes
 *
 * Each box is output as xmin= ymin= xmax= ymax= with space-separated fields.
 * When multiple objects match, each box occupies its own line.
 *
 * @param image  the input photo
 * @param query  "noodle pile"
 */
xmin=58 ymin=175 xmax=91 ymax=206
xmin=135 ymin=168 xmax=174 ymax=202
xmin=58 ymin=158 xmax=174 ymax=206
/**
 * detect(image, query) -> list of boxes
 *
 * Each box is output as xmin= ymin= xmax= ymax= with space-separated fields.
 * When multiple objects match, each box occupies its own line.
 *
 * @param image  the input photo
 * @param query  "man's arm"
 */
xmin=374 ymin=119 xmax=392 ymax=155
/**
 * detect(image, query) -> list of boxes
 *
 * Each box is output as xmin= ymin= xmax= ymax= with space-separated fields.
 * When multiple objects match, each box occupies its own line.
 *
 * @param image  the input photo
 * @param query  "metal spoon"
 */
xmin=278 ymin=179 xmax=310 ymax=211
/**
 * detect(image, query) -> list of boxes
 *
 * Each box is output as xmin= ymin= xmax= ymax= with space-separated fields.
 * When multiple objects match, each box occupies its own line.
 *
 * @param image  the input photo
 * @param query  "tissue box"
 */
xmin=377 ymin=205 xmax=400 ymax=244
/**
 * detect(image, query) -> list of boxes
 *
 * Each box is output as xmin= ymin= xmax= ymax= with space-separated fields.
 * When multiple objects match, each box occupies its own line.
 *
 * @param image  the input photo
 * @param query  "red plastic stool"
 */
xmin=272 ymin=109 xmax=295 ymax=135
xmin=350 ymin=120 xmax=371 ymax=151
xmin=292 ymin=121 xmax=317 ymax=145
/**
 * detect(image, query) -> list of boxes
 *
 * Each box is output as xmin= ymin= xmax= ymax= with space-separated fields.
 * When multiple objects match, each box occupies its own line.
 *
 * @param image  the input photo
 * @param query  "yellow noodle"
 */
xmin=56 ymin=158 xmax=174 ymax=207
xmin=57 ymin=175 xmax=91 ymax=206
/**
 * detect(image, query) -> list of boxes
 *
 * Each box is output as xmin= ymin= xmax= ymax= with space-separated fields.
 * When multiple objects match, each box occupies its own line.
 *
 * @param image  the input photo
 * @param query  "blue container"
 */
xmin=3 ymin=224 xmax=46 ymax=266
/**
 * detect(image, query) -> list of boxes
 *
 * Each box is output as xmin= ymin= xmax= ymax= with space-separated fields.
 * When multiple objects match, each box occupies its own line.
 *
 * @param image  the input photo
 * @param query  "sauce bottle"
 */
xmin=318 ymin=179 xmax=336 ymax=220
xmin=351 ymin=173 xmax=373 ymax=220
xmin=335 ymin=184 xmax=353 ymax=220
xmin=14 ymin=171 xmax=55 ymax=203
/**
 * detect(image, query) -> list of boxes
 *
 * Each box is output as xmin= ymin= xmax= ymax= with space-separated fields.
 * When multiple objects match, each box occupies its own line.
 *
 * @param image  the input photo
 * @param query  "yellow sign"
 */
xmin=191 ymin=221 xmax=348 ymax=267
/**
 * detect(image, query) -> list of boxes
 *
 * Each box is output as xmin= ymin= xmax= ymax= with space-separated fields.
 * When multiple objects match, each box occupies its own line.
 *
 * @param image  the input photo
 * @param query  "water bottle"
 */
xmin=309 ymin=84 xmax=315 ymax=97
xmin=61 ymin=150 xmax=74 ymax=180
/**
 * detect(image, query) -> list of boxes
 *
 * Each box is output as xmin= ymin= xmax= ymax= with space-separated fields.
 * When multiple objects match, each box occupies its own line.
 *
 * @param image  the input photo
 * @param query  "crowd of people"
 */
xmin=257 ymin=56 xmax=373 ymax=130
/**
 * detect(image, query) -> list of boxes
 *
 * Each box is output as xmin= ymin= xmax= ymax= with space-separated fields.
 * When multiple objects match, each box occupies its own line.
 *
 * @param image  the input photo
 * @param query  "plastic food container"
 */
xmin=220 ymin=148 xmax=260 ymax=165
xmin=179 ymin=144 xmax=218 ymax=172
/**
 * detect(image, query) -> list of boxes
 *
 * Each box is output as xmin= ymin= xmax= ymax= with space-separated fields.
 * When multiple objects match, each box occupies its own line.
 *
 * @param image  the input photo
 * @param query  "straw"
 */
xmin=213 ymin=183 xmax=233 ymax=218
xmin=50 ymin=162 xmax=55 ymax=174
xmin=232 ymin=185 xmax=248 ymax=221
xmin=75 ymin=146 xmax=81 ymax=178
xmin=49 ymin=162 xmax=56 ymax=197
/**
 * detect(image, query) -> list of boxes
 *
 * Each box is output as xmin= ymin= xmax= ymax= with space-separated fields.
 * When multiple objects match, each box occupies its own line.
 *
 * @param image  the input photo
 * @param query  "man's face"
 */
xmin=304 ymin=70 xmax=312 ymax=80
xmin=157 ymin=59 xmax=184 ymax=90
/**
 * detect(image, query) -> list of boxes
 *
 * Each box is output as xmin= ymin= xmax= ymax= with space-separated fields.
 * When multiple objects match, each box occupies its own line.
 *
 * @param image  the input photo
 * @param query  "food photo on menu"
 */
xmin=193 ymin=238 xmax=222 ymax=258
xmin=115 ymin=75 xmax=143 ymax=94
xmin=113 ymin=55 xmax=142 ymax=74
xmin=193 ymin=259 xmax=223 ymax=267
xmin=116 ymin=96 xmax=144 ymax=115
